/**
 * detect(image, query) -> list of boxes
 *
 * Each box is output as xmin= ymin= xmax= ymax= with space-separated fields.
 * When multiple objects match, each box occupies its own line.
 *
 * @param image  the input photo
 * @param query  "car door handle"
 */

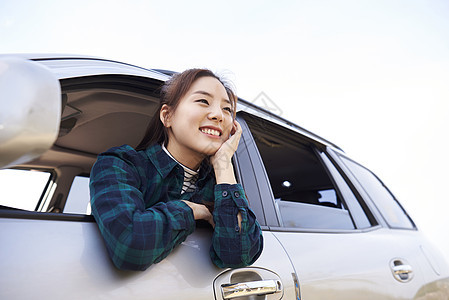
xmin=390 ymin=258 xmax=414 ymax=282
xmin=221 ymin=279 xmax=282 ymax=299
xmin=393 ymin=264 xmax=413 ymax=275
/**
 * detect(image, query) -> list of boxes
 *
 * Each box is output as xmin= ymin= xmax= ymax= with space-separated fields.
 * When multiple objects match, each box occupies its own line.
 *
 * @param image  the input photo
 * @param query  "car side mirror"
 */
xmin=0 ymin=57 xmax=61 ymax=168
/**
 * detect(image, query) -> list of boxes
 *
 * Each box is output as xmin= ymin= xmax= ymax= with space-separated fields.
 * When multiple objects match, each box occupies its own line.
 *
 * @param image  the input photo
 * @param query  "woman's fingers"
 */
xmin=181 ymin=201 xmax=215 ymax=228
xmin=227 ymin=120 xmax=242 ymax=150
xmin=214 ymin=120 xmax=242 ymax=160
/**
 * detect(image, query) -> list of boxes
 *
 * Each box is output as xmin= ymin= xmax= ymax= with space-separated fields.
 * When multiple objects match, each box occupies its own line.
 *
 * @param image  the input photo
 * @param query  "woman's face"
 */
xmin=161 ymin=76 xmax=234 ymax=168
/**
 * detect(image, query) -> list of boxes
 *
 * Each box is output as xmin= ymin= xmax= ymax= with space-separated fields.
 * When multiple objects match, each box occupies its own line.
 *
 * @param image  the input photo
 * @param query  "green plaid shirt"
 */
xmin=90 ymin=144 xmax=263 ymax=271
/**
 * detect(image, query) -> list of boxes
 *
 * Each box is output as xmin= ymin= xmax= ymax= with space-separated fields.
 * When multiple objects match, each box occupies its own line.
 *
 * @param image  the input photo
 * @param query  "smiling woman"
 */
xmin=89 ymin=68 xmax=263 ymax=271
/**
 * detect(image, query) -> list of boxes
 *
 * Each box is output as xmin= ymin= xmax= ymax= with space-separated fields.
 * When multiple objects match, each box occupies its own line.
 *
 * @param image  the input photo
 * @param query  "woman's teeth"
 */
xmin=201 ymin=128 xmax=220 ymax=136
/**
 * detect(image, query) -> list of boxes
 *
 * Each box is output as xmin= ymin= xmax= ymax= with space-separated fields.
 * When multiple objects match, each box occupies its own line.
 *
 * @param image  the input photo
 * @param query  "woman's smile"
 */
xmin=199 ymin=126 xmax=222 ymax=138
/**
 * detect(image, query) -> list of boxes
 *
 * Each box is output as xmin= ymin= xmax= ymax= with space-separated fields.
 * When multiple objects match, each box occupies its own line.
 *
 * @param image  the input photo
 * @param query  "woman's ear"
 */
xmin=160 ymin=104 xmax=171 ymax=127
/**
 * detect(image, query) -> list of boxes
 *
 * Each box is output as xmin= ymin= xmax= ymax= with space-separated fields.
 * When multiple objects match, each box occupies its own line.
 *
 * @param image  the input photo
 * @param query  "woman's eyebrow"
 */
xmin=193 ymin=90 xmax=213 ymax=97
xmin=223 ymin=99 xmax=232 ymax=105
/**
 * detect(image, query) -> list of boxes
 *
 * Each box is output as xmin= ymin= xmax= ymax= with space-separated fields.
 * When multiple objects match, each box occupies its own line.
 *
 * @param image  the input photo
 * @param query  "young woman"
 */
xmin=89 ymin=69 xmax=263 ymax=271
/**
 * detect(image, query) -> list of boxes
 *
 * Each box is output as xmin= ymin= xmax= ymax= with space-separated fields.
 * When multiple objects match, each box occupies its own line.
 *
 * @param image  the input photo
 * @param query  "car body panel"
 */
xmin=0 ymin=216 xmax=294 ymax=299
xmin=272 ymin=228 xmax=438 ymax=299
xmin=1 ymin=55 xmax=448 ymax=299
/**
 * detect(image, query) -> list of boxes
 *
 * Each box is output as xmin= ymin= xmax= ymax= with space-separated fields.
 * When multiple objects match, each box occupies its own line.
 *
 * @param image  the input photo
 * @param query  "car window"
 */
xmin=246 ymin=120 xmax=358 ymax=230
xmin=339 ymin=156 xmax=415 ymax=229
xmin=0 ymin=169 xmax=52 ymax=211
xmin=63 ymin=176 xmax=91 ymax=215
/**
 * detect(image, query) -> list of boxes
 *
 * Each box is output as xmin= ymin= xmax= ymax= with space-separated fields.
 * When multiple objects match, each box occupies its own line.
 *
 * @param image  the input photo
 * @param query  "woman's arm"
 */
xmin=208 ymin=121 xmax=264 ymax=268
xmin=89 ymin=147 xmax=196 ymax=271
xmin=210 ymin=184 xmax=264 ymax=268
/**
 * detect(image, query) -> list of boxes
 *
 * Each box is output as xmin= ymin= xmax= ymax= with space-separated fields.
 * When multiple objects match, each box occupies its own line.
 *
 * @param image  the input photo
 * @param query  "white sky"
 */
xmin=1 ymin=0 xmax=448 ymax=262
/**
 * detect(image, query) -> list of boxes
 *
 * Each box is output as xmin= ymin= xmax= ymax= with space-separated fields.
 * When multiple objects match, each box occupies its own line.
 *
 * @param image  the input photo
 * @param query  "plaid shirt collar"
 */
xmin=144 ymin=143 xmax=213 ymax=183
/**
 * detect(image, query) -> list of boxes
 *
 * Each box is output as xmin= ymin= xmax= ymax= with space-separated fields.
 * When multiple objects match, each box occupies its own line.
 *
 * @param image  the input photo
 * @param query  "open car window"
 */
xmin=244 ymin=114 xmax=372 ymax=231
xmin=0 ymin=169 xmax=53 ymax=211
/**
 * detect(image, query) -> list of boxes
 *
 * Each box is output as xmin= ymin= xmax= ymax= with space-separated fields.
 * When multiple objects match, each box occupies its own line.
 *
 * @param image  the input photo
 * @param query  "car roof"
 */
xmin=4 ymin=54 xmax=342 ymax=173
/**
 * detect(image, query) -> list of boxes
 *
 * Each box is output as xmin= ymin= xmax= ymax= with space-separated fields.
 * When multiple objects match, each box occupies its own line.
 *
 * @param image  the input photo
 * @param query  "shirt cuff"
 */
xmin=214 ymin=183 xmax=248 ymax=208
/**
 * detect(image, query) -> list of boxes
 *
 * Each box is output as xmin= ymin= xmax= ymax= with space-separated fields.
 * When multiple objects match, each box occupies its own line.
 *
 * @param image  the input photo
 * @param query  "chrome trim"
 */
xmin=291 ymin=272 xmax=301 ymax=300
xmin=393 ymin=264 xmax=413 ymax=275
xmin=221 ymin=279 xmax=282 ymax=299
xmin=268 ymin=224 xmax=383 ymax=234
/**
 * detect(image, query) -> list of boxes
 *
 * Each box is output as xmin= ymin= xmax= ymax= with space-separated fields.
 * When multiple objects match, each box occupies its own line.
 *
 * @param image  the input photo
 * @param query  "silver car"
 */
xmin=1 ymin=55 xmax=448 ymax=299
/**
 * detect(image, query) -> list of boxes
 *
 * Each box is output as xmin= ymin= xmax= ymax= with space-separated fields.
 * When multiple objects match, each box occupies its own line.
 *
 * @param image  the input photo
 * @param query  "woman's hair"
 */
xmin=135 ymin=68 xmax=237 ymax=151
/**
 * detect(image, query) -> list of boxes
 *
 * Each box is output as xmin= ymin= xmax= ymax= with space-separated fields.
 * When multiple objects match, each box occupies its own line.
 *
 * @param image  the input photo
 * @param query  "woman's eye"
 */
xmin=223 ymin=107 xmax=232 ymax=113
xmin=196 ymin=99 xmax=209 ymax=105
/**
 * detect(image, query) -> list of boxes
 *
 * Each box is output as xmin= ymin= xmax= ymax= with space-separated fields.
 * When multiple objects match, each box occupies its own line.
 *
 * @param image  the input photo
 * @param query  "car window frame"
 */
xmin=317 ymin=149 xmax=378 ymax=229
xmin=235 ymin=114 xmax=277 ymax=228
xmin=238 ymin=112 xmax=380 ymax=233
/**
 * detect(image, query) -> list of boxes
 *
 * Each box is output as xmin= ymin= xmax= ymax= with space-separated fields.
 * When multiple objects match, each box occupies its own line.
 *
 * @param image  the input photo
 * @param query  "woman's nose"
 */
xmin=208 ymin=104 xmax=223 ymax=121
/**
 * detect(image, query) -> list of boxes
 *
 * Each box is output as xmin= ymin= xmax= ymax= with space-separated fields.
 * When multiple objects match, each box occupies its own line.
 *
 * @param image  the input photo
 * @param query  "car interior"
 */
xmin=243 ymin=114 xmax=356 ymax=230
xmin=1 ymin=75 xmax=163 ymax=214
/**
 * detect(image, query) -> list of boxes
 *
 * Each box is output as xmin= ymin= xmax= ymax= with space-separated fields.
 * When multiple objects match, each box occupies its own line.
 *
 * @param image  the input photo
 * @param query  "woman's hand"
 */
xmin=181 ymin=200 xmax=215 ymax=228
xmin=210 ymin=120 xmax=242 ymax=184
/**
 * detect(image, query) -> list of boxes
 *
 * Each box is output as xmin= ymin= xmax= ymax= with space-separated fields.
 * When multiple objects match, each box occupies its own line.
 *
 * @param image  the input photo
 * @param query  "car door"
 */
xmin=0 ymin=208 xmax=295 ymax=299
xmin=238 ymin=111 xmax=443 ymax=299
xmin=0 ymin=57 xmax=297 ymax=300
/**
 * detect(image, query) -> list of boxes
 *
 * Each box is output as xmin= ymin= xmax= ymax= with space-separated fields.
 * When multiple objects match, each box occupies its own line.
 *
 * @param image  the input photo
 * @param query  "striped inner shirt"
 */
xmin=162 ymin=144 xmax=199 ymax=194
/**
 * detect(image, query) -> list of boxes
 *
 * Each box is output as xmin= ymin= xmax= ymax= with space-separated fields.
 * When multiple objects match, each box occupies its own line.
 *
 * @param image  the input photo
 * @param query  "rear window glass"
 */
xmin=340 ymin=156 xmax=414 ymax=229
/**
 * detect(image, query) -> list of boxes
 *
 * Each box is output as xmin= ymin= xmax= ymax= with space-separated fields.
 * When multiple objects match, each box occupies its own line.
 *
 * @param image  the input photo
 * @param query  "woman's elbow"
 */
xmin=106 ymin=238 xmax=162 ymax=271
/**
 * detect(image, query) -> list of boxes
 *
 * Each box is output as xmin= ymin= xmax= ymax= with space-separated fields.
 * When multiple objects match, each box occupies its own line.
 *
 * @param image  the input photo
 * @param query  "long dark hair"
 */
xmin=135 ymin=68 xmax=237 ymax=151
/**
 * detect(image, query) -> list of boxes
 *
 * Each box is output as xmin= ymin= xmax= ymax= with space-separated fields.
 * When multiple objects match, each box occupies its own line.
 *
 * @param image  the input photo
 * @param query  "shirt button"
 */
xmin=234 ymin=191 xmax=240 ymax=198
xmin=222 ymin=191 xmax=228 ymax=197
